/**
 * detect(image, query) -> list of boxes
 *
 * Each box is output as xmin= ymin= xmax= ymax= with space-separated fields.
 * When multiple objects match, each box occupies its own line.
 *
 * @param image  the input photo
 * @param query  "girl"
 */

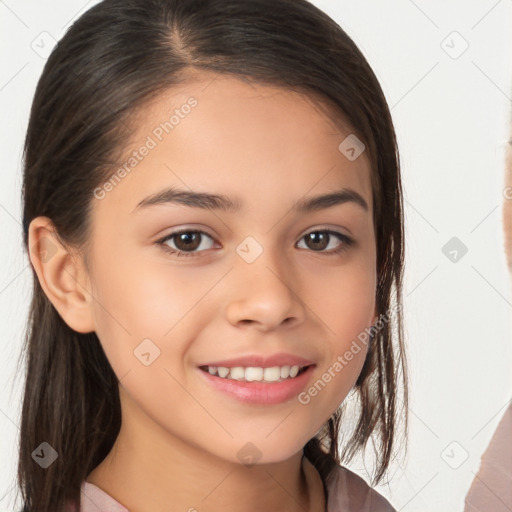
xmin=18 ymin=0 xmax=408 ymax=510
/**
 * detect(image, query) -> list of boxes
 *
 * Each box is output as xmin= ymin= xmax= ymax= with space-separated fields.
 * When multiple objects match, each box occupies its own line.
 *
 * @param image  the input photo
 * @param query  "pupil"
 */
xmin=309 ymin=232 xmax=327 ymax=250
xmin=178 ymin=232 xmax=200 ymax=250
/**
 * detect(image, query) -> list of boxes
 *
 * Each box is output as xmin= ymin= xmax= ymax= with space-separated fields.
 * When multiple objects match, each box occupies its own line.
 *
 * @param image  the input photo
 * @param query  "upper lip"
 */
xmin=199 ymin=353 xmax=315 ymax=368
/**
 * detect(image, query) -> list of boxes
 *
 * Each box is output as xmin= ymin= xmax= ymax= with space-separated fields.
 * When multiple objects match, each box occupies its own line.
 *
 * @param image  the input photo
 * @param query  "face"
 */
xmin=83 ymin=71 xmax=377 ymax=465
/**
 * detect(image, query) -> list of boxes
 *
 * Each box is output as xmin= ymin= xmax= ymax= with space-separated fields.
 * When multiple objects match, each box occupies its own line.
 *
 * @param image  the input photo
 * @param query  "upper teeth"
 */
xmin=206 ymin=365 xmax=303 ymax=382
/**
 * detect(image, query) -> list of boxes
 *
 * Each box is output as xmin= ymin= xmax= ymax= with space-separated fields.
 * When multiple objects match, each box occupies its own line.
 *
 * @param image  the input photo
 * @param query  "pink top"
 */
xmin=74 ymin=458 xmax=395 ymax=512
xmin=464 ymin=403 xmax=512 ymax=511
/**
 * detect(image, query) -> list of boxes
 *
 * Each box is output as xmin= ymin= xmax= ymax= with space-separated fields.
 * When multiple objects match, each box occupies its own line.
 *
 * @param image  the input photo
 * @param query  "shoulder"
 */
xmin=325 ymin=464 xmax=396 ymax=512
xmin=65 ymin=481 xmax=129 ymax=512
xmin=464 ymin=402 xmax=512 ymax=511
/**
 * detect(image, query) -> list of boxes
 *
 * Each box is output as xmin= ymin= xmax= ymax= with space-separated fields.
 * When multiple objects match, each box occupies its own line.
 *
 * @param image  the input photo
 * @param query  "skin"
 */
xmin=29 ymin=70 xmax=377 ymax=512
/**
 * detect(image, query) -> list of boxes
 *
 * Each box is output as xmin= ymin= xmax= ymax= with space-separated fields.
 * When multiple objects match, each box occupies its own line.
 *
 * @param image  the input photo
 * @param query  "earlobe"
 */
xmin=28 ymin=216 xmax=95 ymax=334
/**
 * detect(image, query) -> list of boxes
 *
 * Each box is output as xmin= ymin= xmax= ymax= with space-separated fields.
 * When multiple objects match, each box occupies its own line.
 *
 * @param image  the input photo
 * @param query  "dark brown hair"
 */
xmin=17 ymin=0 xmax=408 ymax=510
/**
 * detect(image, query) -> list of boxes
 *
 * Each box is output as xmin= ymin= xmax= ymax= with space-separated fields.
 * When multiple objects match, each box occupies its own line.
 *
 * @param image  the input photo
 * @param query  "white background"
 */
xmin=1 ymin=1 xmax=512 ymax=511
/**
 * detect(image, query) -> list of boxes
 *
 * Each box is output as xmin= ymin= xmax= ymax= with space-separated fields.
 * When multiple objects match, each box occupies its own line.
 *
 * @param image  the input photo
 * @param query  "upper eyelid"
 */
xmin=159 ymin=225 xmax=350 ymax=238
xmin=157 ymin=228 xmax=216 ymax=244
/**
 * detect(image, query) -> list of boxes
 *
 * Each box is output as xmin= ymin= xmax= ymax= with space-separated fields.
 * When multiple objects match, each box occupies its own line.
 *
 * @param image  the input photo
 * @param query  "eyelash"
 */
xmin=155 ymin=228 xmax=355 ymax=258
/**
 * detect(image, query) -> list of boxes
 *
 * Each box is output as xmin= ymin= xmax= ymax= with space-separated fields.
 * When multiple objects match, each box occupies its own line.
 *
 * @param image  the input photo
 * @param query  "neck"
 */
xmin=86 ymin=389 xmax=326 ymax=512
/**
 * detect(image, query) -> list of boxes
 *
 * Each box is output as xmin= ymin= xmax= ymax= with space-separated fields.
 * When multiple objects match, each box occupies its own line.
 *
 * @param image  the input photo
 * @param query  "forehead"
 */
xmin=136 ymin=69 xmax=356 ymax=136
xmin=97 ymin=71 xmax=373 ymax=216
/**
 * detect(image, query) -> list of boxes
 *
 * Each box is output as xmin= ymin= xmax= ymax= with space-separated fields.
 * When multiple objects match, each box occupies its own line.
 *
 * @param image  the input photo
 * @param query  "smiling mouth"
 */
xmin=199 ymin=364 xmax=312 ymax=383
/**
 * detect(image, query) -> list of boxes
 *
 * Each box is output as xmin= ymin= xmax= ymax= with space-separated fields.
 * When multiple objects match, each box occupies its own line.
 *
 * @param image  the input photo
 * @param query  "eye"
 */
xmin=296 ymin=229 xmax=354 ymax=255
xmin=156 ymin=227 xmax=354 ymax=258
xmin=156 ymin=229 xmax=217 ymax=257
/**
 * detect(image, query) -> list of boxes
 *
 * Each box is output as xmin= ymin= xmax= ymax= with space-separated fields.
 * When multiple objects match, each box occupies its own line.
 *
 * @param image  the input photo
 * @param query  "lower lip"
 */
xmin=197 ymin=366 xmax=315 ymax=405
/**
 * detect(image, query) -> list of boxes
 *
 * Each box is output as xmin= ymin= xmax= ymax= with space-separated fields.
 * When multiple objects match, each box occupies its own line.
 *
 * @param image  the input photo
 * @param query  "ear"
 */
xmin=28 ymin=216 xmax=95 ymax=334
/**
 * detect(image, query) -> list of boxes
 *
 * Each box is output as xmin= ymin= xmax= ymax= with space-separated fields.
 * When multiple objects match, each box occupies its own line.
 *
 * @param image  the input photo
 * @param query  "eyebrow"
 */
xmin=132 ymin=186 xmax=369 ymax=214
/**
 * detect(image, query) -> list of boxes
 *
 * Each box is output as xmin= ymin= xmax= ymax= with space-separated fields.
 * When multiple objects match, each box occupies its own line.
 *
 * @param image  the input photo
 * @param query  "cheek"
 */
xmin=88 ymin=244 xmax=224 ymax=385
xmin=308 ymin=259 xmax=375 ymax=396
xmin=312 ymin=257 xmax=376 ymax=339
xmin=88 ymin=248 xmax=192 ymax=374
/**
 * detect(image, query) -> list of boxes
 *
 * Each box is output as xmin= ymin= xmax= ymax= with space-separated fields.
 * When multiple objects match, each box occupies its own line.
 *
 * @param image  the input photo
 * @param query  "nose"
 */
xmin=224 ymin=248 xmax=306 ymax=332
